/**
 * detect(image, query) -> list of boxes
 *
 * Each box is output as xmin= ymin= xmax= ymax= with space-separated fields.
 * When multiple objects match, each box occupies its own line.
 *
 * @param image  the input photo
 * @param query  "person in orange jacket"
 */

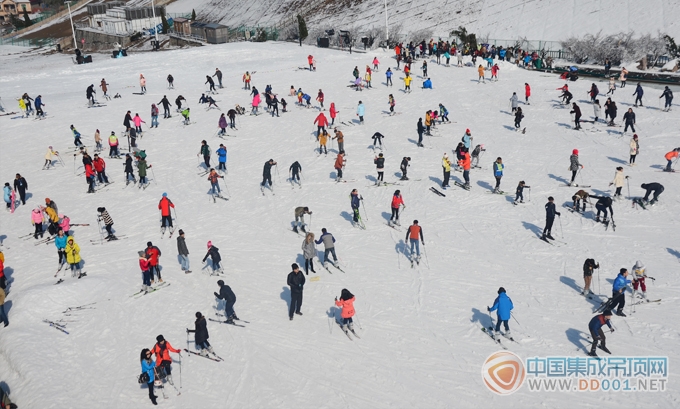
xmin=458 ymin=148 xmax=471 ymax=189
xmin=334 ymin=152 xmax=346 ymax=181
xmin=477 ymin=65 xmax=485 ymax=83
xmin=664 ymin=148 xmax=680 ymax=171
xmin=151 ymin=335 xmax=181 ymax=386
xmin=307 ymin=55 xmax=314 ymax=71
xmin=158 ymin=193 xmax=175 ymax=235
xmin=335 ymin=288 xmax=357 ymax=335
xmin=389 ymin=190 xmax=404 ymax=227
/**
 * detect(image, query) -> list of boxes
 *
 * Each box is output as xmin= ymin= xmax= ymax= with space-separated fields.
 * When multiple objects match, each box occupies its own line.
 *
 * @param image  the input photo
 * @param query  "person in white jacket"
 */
xmin=609 ymin=166 xmax=625 ymax=198
xmin=593 ymin=99 xmax=601 ymax=122
xmin=43 ymin=146 xmax=59 ymax=169
xmin=629 ymin=134 xmax=639 ymax=165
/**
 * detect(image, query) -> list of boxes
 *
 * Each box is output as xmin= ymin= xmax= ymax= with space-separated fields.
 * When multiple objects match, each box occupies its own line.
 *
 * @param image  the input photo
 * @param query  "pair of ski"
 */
xmin=561 ymin=183 xmax=591 ymax=188
xmin=321 ymin=261 xmax=345 ymax=274
xmin=90 ymin=235 xmax=128 ymax=244
xmin=208 ymin=317 xmax=246 ymax=327
xmin=410 ymin=255 xmax=421 ymax=268
xmin=430 ymin=186 xmax=446 ymax=197
xmin=335 ymin=179 xmax=357 ymax=184
xmin=632 ymin=198 xmax=648 ymax=209
xmin=212 ymin=193 xmax=228 ymax=202
xmin=385 ymin=222 xmax=401 ymax=232
xmin=260 ymin=185 xmax=275 ymax=196
xmin=481 ymin=327 xmax=508 ymax=349
xmin=55 ymin=271 xmax=87 ymax=282
xmin=131 ymin=282 xmax=171 ymax=298
xmin=183 ymin=348 xmax=223 ymax=362
xmin=44 ymin=319 xmax=69 ymax=334
xmin=290 ymin=180 xmax=302 ymax=189
xmin=453 ymin=181 xmax=470 ymax=191
xmin=538 ymin=235 xmax=565 ymax=247
xmin=632 ymin=298 xmax=661 ymax=306
xmin=337 ymin=321 xmax=360 ymax=340
xmin=161 ymin=229 xmax=176 ymax=239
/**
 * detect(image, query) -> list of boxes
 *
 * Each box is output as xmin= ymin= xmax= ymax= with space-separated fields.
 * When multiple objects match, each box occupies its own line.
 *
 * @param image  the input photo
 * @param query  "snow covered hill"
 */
xmin=0 ymin=43 xmax=679 ymax=408
xmin=167 ymin=0 xmax=680 ymax=41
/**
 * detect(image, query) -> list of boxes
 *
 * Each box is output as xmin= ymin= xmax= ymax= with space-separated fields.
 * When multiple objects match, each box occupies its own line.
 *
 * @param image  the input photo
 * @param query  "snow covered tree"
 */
xmin=297 ymin=14 xmax=308 ymax=47
xmin=451 ymin=26 xmax=477 ymax=50
xmin=664 ymin=35 xmax=679 ymax=58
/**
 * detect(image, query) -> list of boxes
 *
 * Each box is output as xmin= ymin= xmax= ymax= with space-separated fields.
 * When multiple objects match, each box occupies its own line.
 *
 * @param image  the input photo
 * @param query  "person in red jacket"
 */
xmin=85 ymin=162 xmax=96 ymax=193
xmin=92 ymin=154 xmax=109 ymax=184
xmin=316 ymin=89 xmax=324 ymax=109
xmin=525 ymin=83 xmax=531 ymax=104
xmin=158 ymin=193 xmax=175 ymax=235
xmin=329 ymin=102 xmax=338 ymax=126
xmin=145 ymin=241 xmax=162 ymax=283
xmin=0 ymin=255 xmax=5 ymax=289
xmin=307 ymin=55 xmax=314 ymax=71
xmin=138 ymin=251 xmax=152 ymax=293
xmin=314 ymin=112 xmax=328 ymax=140
xmin=389 ymin=190 xmax=404 ymax=227
xmin=458 ymin=148 xmax=471 ymax=188
xmin=335 ymin=288 xmax=357 ymax=336
xmin=151 ymin=335 xmax=181 ymax=386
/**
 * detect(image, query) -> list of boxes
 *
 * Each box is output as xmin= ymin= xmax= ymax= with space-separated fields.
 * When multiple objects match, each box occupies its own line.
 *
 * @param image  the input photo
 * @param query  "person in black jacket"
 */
xmin=202 ymin=241 xmax=222 ymax=273
xmin=13 ymin=173 xmax=28 ymax=205
xmin=514 ymin=107 xmax=524 ymax=129
xmin=214 ymin=280 xmax=238 ymax=323
xmin=261 ymin=159 xmax=277 ymax=189
xmin=582 ymin=258 xmax=600 ymax=296
xmin=372 ymin=132 xmax=385 ymax=149
xmin=158 ymin=95 xmax=171 ymax=118
xmin=177 ymin=229 xmax=191 ymax=273
xmin=205 ymin=75 xmax=215 ymax=92
xmin=591 ymin=195 xmax=613 ymax=223
xmin=417 ymin=118 xmax=424 ymax=147
xmin=570 ymin=103 xmax=582 ymax=130
xmin=289 ymin=161 xmax=302 ymax=186
xmin=623 ymin=108 xmax=636 ymax=133
xmin=187 ymin=312 xmax=213 ymax=356
xmin=124 ymin=154 xmax=136 ymax=185
xmin=374 ymin=153 xmax=385 ymax=185
xmin=641 ymin=182 xmax=664 ymax=205
xmin=400 ymin=157 xmax=411 ymax=180
xmin=541 ymin=196 xmax=560 ymax=241
xmin=287 ymin=263 xmax=305 ymax=320
xmin=86 ymin=84 xmax=96 ymax=106
xmin=123 ymin=110 xmax=132 ymax=134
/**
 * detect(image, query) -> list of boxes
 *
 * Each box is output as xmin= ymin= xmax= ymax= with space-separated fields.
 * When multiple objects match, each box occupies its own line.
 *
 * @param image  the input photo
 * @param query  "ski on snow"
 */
xmin=183 ymin=348 xmax=222 ymax=362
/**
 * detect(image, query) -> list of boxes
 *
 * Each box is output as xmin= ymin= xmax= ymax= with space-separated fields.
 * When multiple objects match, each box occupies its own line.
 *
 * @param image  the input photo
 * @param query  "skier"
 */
xmin=293 ymin=207 xmax=312 ymax=233
xmin=100 ymin=78 xmax=109 ymax=99
xmin=205 ymin=75 xmax=215 ymax=92
xmin=623 ymin=108 xmax=636 ymax=133
xmin=199 ymin=140 xmax=211 ymax=168
xmin=145 ymin=241 xmax=162 ymax=283
xmin=403 ymin=74 xmax=412 ymax=92
xmin=30 ymin=206 xmax=44 ymax=238
xmin=202 ymin=241 xmax=222 ymax=273
xmin=488 ymin=287 xmax=514 ymax=339
xmin=159 ymin=96 xmax=171 ymax=119
xmin=54 ymin=228 xmax=68 ymax=267
xmin=629 ymin=134 xmax=639 ymax=165
xmin=86 ymin=84 xmax=96 ymax=106
xmin=524 ymin=83 xmax=531 ymax=104
xmin=462 ymin=129 xmax=472 ymax=150
xmin=570 ymin=103 xmax=582 ymax=130
xmin=243 ymin=71 xmax=251 ymax=90
xmin=108 ymin=132 xmax=120 ymax=158
xmin=416 ymin=118 xmax=425 ymax=147
xmin=458 ymin=148 xmax=471 ymax=188
xmin=43 ymin=146 xmax=59 ymax=170
xmin=150 ymin=104 xmax=159 ymax=128
xmin=610 ymin=268 xmax=631 ymax=316
xmin=659 ymin=86 xmax=673 ymax=111
xmin=607 ymin=77 xmax=616 ymax=95
xmin=334 ymin=152 xmax=346 ymax=181
xmin=593 ymin=99 xmax=601 ymax=122
xmin=632 ymin=82 xmax=643 ymax=106
xmin=560 ymin=88 xmax=573 ymax=104
xmin=308 ymin=55 xmax=314 ymax=71
xmin=261 ymin=159 xmax=277 ymax=190
xmin=227 ymin=108 xmax=237 ymax=128
xmin=315 ymin=228 xmax=338 ymax=266
xmin=176 ymin=230 xmax=190 ymax=273
xmin=212 ymin=144 xmax=227 ymax=174
xmin=510 ymin=92 xmax=518 ymax=112
xmin=389 ymin=190 xmax=404 ymax=226
xmin=70 ymin=125 xmax=83 ymax=147
xmin=608 ymin=101 xmax=618 ymax=126
xmin=492 ymin=157 xmax=504 ymax=193
xmin=405 ymin=220 xmax=424 ymax=262
xmin=374 ymin=153 xmax=385 ymax=185
xmin=619 ymin=67 xmax=628 ymax=88
xmin=587 ymin=83 xmax=599 ymax=102
xmin=138 ymin=250 xmax=152 ymax=293
xmin=587 ymin=310 xmax=614 ymax=356
xmin=150 ymin=335 xmax=181 ymax=386
xmin=289 ymin=161 xmax=302 ymax=186
xmin=217 ymin=113 xmax=228 ymax=136
xmin=213 ymin=68 xmax=223 ymax=88
xmin=85 ymin=162 xmax=96 ymax=193
xmin=441 ymin=153 xmax=452 ymax=188
xmin=590 ymin=194 xmax=614 ymax=223
xmin=491 ymin=63 xmax=499 ymax=81
xmin=541 ymin=196 xmax=560 ymax=241
xmin=514 ymin=181 xmax=529 ymax=204
xmin=140 ymin=349 xmax=158 ymax=405
xmin=133 ymin=113 xmax=145 ymax=133
xmin=65 ymin=236 xmax=83 ymax=278
xmin=34 ymin=94 xmax=45 ymax=117
xmin=167 ymin=74 xmax=174 ymax=88
xmin=640 ymin=182 xmax=664 ymax=204
xmin=175 ymin=95 xmax=186 ymax=111
xmin=439 ymin=103 xmax=450 ymax=123
xmin=514 ymin=107 xmax=524 ymax=130
xmin=582 ymin=258 xmax=600 ymax=296
xmin=349 ymin=189 xmax=363 ymax=226
xmin=609 ymin=167 xmax=624 ymax=198
xmin=316 ymin=89 xmax=324 ymax=109
xmin=372 ymin=56 xmax=379 ymax=70
xmin=139 ymin=74 xmax=146 ymax=93
xmin=124 ymin=154 xmax=136 ymax=185
xmin=356 ymin=101 xmax=365 ymax=124
xmin=331 ymin=128 xmax=344 ymax=154
xmin=92 ymin=154 xmax=109 ymax=184
xmin=400 ymin=157 xmax=411 ymax=180
xmin=12 ymin=173 xmax=27 ymax=206
xmin=335 ymin=289 xmax=357 ymax=335
xmin=314 ymin=112 xmax=328 ymax=139
xmin=187 ymin=312 xmax=214 ymax=356
xmin=421 ymin=60 xmax=428 ymax=78
xmin=97 ymin=207 xmax=116 ymax=240
xmin=207 ymin=169 xmax=224 ymax=196
xmin=301 ymin=233 xmax=317 ymax=275
xmin=385 ymin=67 xmax=393 ymax=86
xmin=424 ymin=111 xmax=432 ymax=135
xmin=477 ymin=64 xmax=485 ymax=83
xmin=664 ymin=148 xmax=679 ymax=171
xmin=568 ymin=149 xmax=583 ymax=186
xmin=571 ymin=189 xmax=590 ymax=212
xmin=94 ymin=129 xmax=102 ymax=152
xmin=388 ymin=94 xmax=395 ymax=115
xmin=158 ymin=193 xmax=175 ymax=235
xmin=287 ymin=264 xmax=305 ymax=320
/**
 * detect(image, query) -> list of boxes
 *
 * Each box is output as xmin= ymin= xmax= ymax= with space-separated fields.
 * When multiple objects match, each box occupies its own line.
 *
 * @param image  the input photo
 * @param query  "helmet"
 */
xmin=573 ymin=149 xmax=579 ymax=155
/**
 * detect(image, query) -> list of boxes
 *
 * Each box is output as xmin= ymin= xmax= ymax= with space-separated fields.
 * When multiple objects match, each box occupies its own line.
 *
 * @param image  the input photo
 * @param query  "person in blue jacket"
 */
xmin=3 ymin=183 xmax=11 ymax=210
xmin=632 ymin=82 xmax=644 ymax=107
xmin=35 ymin=95 xmax=45 ymax=117
xmin=356 ymin=101 xmax=365 ymax=124
xmin=350 ymin=189 xmax=362 ymax=225
xmin=54 ymin=228 xmax=68 ymax=266
xmin=216 ymin=144 xmax=227 ymax=173
xmin=493 ymin=157 xmax=504 ymax=193
xmin=302 ymin=93 xmax=312 ymax=108
xmin=423 ymin=78 xmax=433 ymax=89
xmin=462 ymin=129 xmax=472 ymax=149
xmin=611 ymin=268 xmax=631 ymax=316
xmin=385 ymin=68 xmax=393 ymax=87
xmin=488 ymin=287 xmax=514 ymax=337
xmin=588 ymin=310 xmax=613 ymax=357
xmin=140 ymin=348 xmax=158 ymax=405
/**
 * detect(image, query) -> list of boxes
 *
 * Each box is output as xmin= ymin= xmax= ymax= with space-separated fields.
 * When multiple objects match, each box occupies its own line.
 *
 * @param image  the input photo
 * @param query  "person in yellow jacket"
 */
xmin=65 ymin=237 xmax=84 ymax=278
xmin=44 ymin=205 xmax=60 ymax=235
xmin=43 ymin=146 xmax=59 ymax=170
xmin=477 ymin=65 xmax=485 ymax=83
xmin=425 ymin=111 xmax=432 ymax=135
xmin=442 ymin=153 xmax=452 ymax=188
xmin=18 ymin=98 xmax=27 ymax=117
xmin=364 ymin=72 xmax=372 ymax=88
xmin=404 ymin=74 xmax=412 ymax=93
xmin=319 ymin=130 xmax=329 ymax=155
xmin=243 ymin=71 xmax=251 ymax=90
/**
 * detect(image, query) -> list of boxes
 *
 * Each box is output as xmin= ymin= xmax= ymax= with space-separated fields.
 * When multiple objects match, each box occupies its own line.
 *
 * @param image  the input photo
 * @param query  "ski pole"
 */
xmin=150 ymin=167 xmax=157 ymax=184
xmin=73 ymin=155 xmax=76 ymax=174
xmin=179 ymin=352 xmax=182 ymax=389
xmin=511 ymin=311 xmax=523 ymax=329
xmin=308 ymin=213 xmax=312 ymax=230
xmin=354 ymin=310 xmax=363 ymax=330
xmin=626 ymin=176 xmax=631 ymax=200
xmin=422 ymin=242 xmax=430 ymax=269
xmin=173 ymin=208 xmax=179 ymax=225
xmin=558 ymin=214 xmax=564 ymax=239
xmin=360 ymin=197 xmax=369 ymax=221
xmin=527 ymin=187 xmax=531 ymax=203
xmin=222 ymin=178 xmax=230 ymax=197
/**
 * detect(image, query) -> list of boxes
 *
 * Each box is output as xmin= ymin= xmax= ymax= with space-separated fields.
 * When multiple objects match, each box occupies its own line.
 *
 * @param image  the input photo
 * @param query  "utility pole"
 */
xmin=65 ymin=1 xmax=77 ymax=49
xmin=384 ymin=0 xmax=389 ymax=43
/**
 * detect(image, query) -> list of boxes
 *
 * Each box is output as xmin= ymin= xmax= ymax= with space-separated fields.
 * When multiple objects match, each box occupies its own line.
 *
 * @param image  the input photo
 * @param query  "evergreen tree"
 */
xmin=22 ymin=7 xmax=32 ymax=27
xmin=297 ymin=14 xmax=307 ymax=47
xmin=191 ymin=9 xmax=196 ymax=21
xmin=161 ymin=10 xmax=169 ymax=34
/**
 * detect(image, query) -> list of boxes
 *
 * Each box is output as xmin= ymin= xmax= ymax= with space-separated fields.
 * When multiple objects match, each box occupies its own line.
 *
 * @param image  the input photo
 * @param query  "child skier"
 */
xmin=97 ymin=207 xmax=116 ymax=240
xmin=514 ymin=181 xmax=529 ymax=204
xmin=335 ymin=289 xmax=357 ymax=336
xmin=202 ymin=241 xmax=222 ymax=273
xmin=487 ymin=287 xmax=514 ymax=339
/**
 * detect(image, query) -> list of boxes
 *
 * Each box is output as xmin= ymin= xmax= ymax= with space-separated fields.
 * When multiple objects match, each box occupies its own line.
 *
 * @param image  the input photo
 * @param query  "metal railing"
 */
xmin=0 ymin=36 xmax=56 ymax=47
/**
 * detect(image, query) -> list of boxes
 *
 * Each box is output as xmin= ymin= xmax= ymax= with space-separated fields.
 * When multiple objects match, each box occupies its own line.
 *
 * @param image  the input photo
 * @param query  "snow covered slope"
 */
xmin=167 ymin=0 xmax=680 ymax=40
xmin=0 ymin=43 xmax=679 ymax=408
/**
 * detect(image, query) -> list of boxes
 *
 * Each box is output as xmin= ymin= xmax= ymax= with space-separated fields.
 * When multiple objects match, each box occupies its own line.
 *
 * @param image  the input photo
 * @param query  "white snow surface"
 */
xmin=166 ymin=0 xmax=680 ymax=40
xmin=1 ymin=43 xmax=680 ymax=408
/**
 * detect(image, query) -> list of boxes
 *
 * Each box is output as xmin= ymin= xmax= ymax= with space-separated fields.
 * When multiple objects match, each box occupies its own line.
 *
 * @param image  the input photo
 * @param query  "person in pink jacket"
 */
xmin=372 ymin=57 xmax=379 ymax=71
xmin=329 ymin=102 xmax=338 ymax=126
xmin=133 ymin=113 xmax=145 ymax=133
xmin=58 ymin=214 xmax=71 ymax=235
xmin=314 ymin=112 xmax=328 ymax=139
xmin=251 ymin=93 xmax=261 ymax=115
xmin=31 ymin=206 xmax=45 ymax=239
xmin=139 ymin=74 xmax=146 ymax=93
xmin=335 ymin=288 xmax=357 ymax=335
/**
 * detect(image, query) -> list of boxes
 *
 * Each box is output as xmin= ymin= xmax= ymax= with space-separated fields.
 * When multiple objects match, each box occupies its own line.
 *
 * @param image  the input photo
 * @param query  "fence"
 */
xmin=0 ymin=36 xmax=56 ymax=47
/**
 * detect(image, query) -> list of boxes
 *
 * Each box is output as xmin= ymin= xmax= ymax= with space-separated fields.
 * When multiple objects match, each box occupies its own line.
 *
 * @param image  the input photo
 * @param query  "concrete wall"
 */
xmin=75 ymin=27 xmax=130 ymax=50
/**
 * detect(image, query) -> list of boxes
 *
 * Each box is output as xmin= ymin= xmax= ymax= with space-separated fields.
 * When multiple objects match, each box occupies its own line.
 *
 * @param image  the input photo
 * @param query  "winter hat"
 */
xmin=178 ymin=229 xmax=184 ymax=235
xmin=498 ymin=287 xmax=506 ymax=294
xmin=465 ymin=129 xmax=470 ymax=133
xmin=634 ymin=260 xmax=644 ymax=269
xmin=291 ymin=263 xmax=299 ymax=270
xmin=45 ymin=198 xmax=51 ymax=203
xmin=573 ymin=149 xmax=579 ymax=155
xmin=548 ymin=196 xmax=554 ymax=201
xmin=603 ymin=310 xmax=613 ymax=317
xmin=156 ymin=335 xmax=164 ymax=342
xmin=207 ymin=241 xmax=212 ymax=249
xmin=162 ymin=192 xmax=167 ymax=197
xmin=49 ymin=146 xmax=53 ymax=149
xmin=217 ymin=280 xmax=224 ymax=286
xmin=58 ymin=214 xmax=64 ymax=218
xmin=633 ymin=134 xmax=638 ymax=139
xmin=97 ymin=207 xmax=105 ymax=212
xmin=147 ymin=241 xmax=153 ymax=247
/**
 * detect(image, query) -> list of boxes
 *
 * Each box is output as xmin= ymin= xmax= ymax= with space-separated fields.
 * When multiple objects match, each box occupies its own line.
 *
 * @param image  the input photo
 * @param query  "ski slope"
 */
xmin=0 ymin=43 xmax=679 ymax=408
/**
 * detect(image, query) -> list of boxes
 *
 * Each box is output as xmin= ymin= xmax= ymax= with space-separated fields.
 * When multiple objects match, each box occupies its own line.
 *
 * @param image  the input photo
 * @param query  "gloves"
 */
xmin=335 ymin=297 xmax=337 ymax=301
xmin=611 ymin=328 xmax=615 ymax=333
xmin=556 ymin=212 xmax=561 ymax=216
xmin=213 ymin=292 xmax=219 ymax=298
xmin=421 ymin=241 xmax=425 ymax=246
xmin=487 ymin=307 xmax=491 ymax=312
xmin=609 ymin=183 xmax=613 ymax=186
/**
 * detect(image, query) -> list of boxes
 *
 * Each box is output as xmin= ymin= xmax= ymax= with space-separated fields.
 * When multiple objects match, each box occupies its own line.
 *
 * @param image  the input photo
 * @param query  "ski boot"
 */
xmin=199 ymin=349 xmax=209 ymax=357
xmin=587 ymin=350 xmax=598 ymax=357
xmin=208 ymin=346 xmax=215 ymax=354
xmin=595 ymin=216 xmax=600 ymax=223
xmin=616 ymin=309 xmax=627 ymax=317
xmin=342 ymin=324 xmax=349 ymax=333
xmin=300 ymin=225 xmax=307 ymax=233
xmin=226 ymin=316 xmax=234 ymax=324
xmin=598 ymin=345 xmax=611 ymax=354
xmin=546 ymin=233 xmax=555 ymax=240
xmin=292 ymin=226 xmax=299 ymax=233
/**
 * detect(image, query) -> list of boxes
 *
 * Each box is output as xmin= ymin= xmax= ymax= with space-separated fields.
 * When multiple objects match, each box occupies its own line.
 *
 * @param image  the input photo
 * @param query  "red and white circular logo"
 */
xmin=482 ymin=351 xmax=526 ymax=395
